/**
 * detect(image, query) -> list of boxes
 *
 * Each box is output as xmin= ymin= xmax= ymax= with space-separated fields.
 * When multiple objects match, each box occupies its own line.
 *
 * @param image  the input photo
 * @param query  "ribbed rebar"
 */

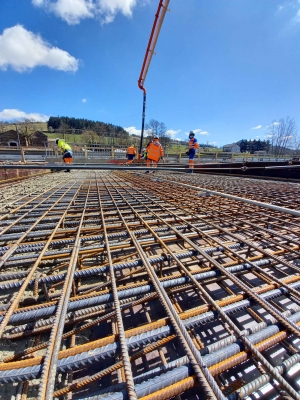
xmin=1 ymin=170 xmax=300 ymax=400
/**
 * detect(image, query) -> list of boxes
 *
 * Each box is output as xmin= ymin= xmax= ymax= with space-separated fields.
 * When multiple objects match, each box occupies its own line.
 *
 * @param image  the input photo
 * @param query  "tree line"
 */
xmin=2 ymin=115 xmax=298 ymax=155
xmin=47 ymin=116 xmax=129 ymax=138
xmin=48 ymin=116 xmax=176 ymax=147
xmin=238 ymin=117 xmax=299 ymax=155
xmin=266 ymin=117 xmax=299 ymax=156
xmin=237 ymin=139 xmax=270 ymax=153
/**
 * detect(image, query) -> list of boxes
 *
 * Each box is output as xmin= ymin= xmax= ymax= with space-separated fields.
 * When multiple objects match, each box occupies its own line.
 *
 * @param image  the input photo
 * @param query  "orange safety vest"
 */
xmin=189 ymin=138 xmax=199 ymax=149
xmin=127 ymin=146 xmax=136 ymax=155
xmin=146 ymin=141 xmax=164 ymax=162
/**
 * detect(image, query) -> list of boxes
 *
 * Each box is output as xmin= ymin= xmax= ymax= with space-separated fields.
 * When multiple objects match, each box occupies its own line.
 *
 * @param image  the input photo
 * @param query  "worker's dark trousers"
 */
xmin=188 ymin=149 xmax=196 ymax=172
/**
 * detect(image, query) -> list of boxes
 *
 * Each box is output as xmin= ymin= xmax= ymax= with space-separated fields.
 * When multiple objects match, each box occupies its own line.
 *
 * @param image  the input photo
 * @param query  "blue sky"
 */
xmin=0 ymin=0 xmax=300 ymax=146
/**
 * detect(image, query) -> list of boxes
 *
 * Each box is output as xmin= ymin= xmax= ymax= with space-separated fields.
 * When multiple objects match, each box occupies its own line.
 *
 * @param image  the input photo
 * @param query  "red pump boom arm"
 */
xmin=137 ymin=0 xmax=170 ymax=158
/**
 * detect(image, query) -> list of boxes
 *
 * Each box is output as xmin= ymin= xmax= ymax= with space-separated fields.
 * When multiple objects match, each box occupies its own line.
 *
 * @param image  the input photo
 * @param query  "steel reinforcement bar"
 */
xmin=0 ymin=170 xmax=300 ymax=400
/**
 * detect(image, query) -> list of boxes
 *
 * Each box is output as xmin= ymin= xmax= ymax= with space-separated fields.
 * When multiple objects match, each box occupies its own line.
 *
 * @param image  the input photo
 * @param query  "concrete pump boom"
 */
xmin=137 ymin=0 xmax=170 ymax=160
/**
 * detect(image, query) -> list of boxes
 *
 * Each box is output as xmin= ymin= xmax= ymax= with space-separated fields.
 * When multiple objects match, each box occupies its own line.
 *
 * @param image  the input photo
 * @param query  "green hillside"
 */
xmin=2 ymin=122 xmax=48 ymax=132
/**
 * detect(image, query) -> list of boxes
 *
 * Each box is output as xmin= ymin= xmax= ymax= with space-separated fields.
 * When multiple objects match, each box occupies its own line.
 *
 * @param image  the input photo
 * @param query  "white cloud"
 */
xmin=124 ymin=126 xmax=141 ymax=136
xmin=0 ymin=25 xmax=78 ymax=72
xmin=251 ymin=125 xmax=262 ymax=130
xmin=185 ymin=129 xmax=209 ymax=136
xmin=33 ymin=0 xmax=95 ymax=25
xmin=293 ymin=1 xmax=300 ymax=23
xmin=266 ymin=121 xmax=281 ymax=128
xmin=82 ymin=98 xmax=87 ymax=103
xmin=0 ymin=109 xmax=49 ymax=122
xmin=32 ymin=0 xmax=142 ymax=25
xmin=166 ymin=129 xmax=180 ymax=139
xmin=280 ymin=135 xmax=293 ymax=140
xmin=125 ymin=126 xmax=179 ymax=138
xmin=277 ymin=1 xmax=300 ymax=23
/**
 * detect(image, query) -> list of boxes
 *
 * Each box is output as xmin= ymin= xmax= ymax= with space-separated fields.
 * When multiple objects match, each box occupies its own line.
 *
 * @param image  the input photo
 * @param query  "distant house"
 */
xmin=222 ymin=143 xmax=240 ymax=153
xmin=29 ymin=131 xmax=48 ymax=147
xmin=0 ymin=130 xmax=48 ymax=147
xmin=0 ymin=130 xmax=27 ymax=147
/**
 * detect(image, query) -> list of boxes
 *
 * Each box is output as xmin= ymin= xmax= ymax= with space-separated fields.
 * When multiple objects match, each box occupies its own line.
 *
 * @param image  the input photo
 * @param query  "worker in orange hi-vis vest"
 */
xmin=187 ymin=131 xmax=199 ymax=173
xmin=126 ymin=145 xmax=136 ymax=164
xmin=145 ymin=136 xmax=164 ymax=173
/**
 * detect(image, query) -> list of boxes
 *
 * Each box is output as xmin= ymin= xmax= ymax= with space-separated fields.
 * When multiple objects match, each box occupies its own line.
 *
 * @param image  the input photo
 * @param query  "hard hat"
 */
xmin=55 ymin=138 xmax=60 ymax=144
xmin=153 ymin=136 xmax=159 ymax=140
xmin=189 ymin=131 xmax=195 ymax=136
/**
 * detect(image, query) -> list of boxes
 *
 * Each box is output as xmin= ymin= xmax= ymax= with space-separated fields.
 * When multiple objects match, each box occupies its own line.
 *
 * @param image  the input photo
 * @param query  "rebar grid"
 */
xmin=162 ymin=173 xmax=300 ymax=209
xmin=0 ymin=171 xmax=300 ymax=400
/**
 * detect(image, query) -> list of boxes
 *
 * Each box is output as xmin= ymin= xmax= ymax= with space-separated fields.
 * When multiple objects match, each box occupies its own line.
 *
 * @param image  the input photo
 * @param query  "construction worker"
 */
xmin=126 ymin=144 xmax=136 ymax=164
xmin=55 ymin=138 xmax=73 ymax=172
xmin=145 ymin=136 xmax=164 ymax=172
xmin=141 ymin=148 xmax=147 ymax=161
xmin=187 ymin=131 xmax=199 ymax=173
xmin=142 ymin=141 xmax=152 ymax=163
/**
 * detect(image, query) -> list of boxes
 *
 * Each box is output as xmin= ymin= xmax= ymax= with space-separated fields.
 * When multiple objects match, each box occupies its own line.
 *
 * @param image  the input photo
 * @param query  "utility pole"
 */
xmin=14 ymin=123 xmax=25 ymax=163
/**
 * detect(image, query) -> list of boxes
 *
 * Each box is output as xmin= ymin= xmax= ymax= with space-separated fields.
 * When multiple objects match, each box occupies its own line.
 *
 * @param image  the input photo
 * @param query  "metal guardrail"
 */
xmin=0 ymin=145 xmax=296 ymax=164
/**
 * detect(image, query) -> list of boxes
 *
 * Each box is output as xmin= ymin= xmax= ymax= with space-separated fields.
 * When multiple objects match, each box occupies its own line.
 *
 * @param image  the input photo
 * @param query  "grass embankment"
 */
xmin=3 ymin=122 xmax=48 ymax=132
